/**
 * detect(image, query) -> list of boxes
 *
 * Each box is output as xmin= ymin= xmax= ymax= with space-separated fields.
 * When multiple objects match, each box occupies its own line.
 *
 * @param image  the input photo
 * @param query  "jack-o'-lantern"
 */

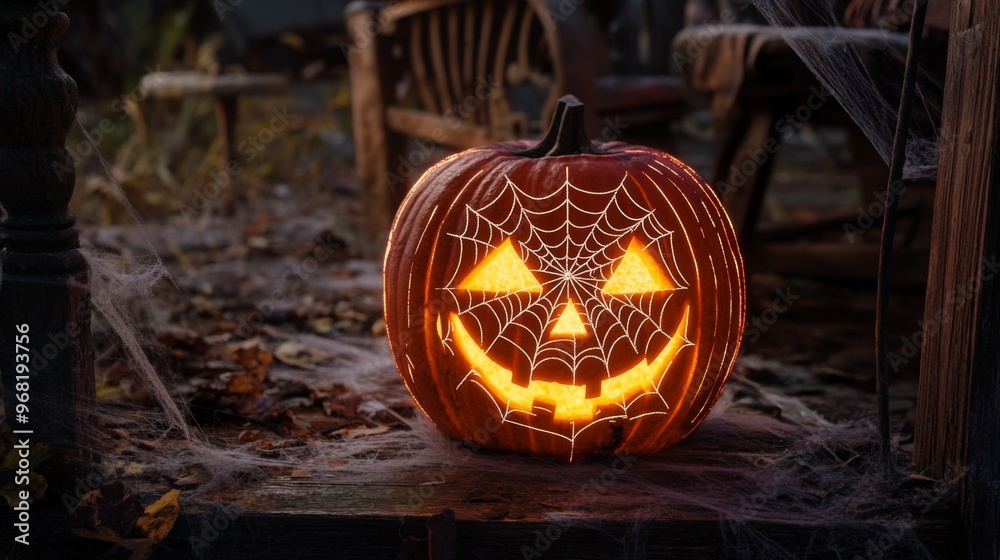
xmin=384 ymin=96 xmax=745 ymax=461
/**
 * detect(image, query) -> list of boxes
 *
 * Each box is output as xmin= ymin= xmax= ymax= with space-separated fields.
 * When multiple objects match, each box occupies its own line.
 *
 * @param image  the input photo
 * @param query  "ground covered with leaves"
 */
xmin=3 ymin=79 xmax=943 ymax=558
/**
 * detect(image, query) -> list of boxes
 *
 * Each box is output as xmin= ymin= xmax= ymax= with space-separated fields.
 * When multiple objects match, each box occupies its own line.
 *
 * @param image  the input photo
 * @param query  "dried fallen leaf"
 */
xmin=329 ymin=424 xmax=391 ymax=439
xmin=322 ymin=393 xmax=361 ymax=418
xmin=135 ymin=489 xmax=181 ymax=541
xmin=237 ymin=429 xmax=264 ymax=443
xmin=247 ymin=235 xmax=270 ymax=250
xmin=274 ymin=341 xmax=319 ymax=370
xmin=173 ymin=469 xmax=210 ymax=487
xmin=121 ymin=462 xmax=147 ymax=478
xmin=231 ymin=341 xmax=274 ymax=374
xmin=226 ymin=371 xmax=266 ymax=395
xmin=0 ymin=471 xmax=46 ymax=508
xmin=70 ymin=482 xmax=144 ymax=543
xmin=308 ymin=316 xmax=335 ymax=334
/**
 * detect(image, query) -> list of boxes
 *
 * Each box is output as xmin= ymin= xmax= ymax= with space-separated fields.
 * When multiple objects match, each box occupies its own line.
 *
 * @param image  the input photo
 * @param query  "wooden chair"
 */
xmin=671 ymin=1 xmax=947 ymax=284
xmin=345 ymin=0 xmax=691 ymax=241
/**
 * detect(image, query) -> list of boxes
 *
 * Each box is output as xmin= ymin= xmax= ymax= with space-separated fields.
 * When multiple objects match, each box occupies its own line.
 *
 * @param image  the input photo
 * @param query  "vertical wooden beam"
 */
xmin=346 ymin=2 xmax=408 ymax=250
xmin=715 ymin=108 xmax=782 ymax=246
xmin=0 ymin=2 xmax=93 ymax=449
xmin=914 ymin=1 xmax=1000 ymax=558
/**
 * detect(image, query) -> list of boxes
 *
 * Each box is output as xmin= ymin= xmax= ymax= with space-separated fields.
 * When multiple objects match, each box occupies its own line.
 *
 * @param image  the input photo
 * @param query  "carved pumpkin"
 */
xmin=384 ymin=96 xmax=745 ymax=461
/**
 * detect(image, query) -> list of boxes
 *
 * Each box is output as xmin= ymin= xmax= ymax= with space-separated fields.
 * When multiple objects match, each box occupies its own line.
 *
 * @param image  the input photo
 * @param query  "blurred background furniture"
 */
xmin=671 ymin=0 xmax=948 ymax=284
xmin=137 ymin=0 xmax=355 ymax=202
xmin=215 ymin=0 xmax=355 ymax=78
xmin=346 ymin=0 xmax=693 ymax=240
xmin=141 ymin=71 xmax=289 ymax=166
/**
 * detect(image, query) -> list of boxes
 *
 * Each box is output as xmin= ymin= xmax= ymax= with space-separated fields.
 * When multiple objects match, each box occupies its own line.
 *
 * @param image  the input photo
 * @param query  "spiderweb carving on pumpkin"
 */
xmin=439 ymin=167 xmax=695 ymax=439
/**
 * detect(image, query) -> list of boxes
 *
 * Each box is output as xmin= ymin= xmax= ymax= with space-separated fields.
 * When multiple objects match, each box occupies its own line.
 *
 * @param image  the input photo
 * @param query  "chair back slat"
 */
xmin=376 ymin=0 xmax=562 ymax=140
xmin=462 ymin=4 xmax=476 ymax=101
xmin=445 ymin=6 xmax=465 ymax=111
xmin=488 ymin=1 xmax=521 ymax=131
xmin=409 ymin=15 xmax=440 ymax=115
xmin=427 ymin=10 xmax=455 ymax=116
xmin=473 ymin=1 xmax=497 ymax=126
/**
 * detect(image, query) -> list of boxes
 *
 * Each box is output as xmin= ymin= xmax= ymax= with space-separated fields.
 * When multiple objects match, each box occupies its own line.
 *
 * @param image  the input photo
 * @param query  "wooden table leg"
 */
xmin=213 ymin=94 xmax=238 ymax=166
xmin=213 ymin=94 xmax=239 ymax=213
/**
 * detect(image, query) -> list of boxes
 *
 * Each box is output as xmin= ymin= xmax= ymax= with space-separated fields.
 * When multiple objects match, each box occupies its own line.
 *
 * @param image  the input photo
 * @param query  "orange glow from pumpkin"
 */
xmin=550 ymin=298 xmax=588 ymax=337
xmin=602 ymin=238 xmax=676 ymax=295
xmin=449 ymin=306 xmax=690 ymax=421
xmin=457 ymin=238 xmax=542 ymax=293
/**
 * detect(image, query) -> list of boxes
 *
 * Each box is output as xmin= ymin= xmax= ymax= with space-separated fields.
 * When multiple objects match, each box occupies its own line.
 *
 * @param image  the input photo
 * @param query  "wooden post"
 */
xmin=913 ymin=1 xmax=1000 ymax=558
xmin=0 ymin=2 xmax=94 ymax=450
xmin=346 ymin=2 xmax=408 ymax=249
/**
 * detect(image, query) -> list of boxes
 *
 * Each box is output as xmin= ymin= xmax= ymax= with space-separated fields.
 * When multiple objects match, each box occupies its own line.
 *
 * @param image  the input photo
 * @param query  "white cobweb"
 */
xmin=439 ymin=167 xmax=693 ymax=441
xmin=33 ymin=181 xmax=946 ymax=560
xmin=1 ymin=8 xmax=957 ymax=551
xmin=746 ymin=0 xmax=943 ymax=180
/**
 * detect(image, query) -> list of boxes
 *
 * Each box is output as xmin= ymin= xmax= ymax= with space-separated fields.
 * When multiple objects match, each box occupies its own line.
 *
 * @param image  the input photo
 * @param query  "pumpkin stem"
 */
xmin=518 ymin=95 xmax=596 ymax=157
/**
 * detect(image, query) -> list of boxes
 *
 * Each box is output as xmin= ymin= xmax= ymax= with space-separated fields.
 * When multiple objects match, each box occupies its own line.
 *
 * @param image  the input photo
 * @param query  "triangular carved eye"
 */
xmin=458 ymin=238 xmax=543 ymax=293
xmin=602 ymin=238 xmax=676 ymax=295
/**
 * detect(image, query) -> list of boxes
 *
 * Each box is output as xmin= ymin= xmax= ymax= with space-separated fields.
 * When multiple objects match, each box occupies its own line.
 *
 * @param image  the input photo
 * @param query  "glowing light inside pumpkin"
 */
xmin=550 ymin=299 xmax=588 ymax=337
xmin=445 ymin=174 xmax=698 ymax=423
xmin=602 ymin=238 xmax=676 ymax=294
xmin=456 ymin=238 xmax=542 ymax=293
xmin=450 ymin=306 xmax=690 ymax=421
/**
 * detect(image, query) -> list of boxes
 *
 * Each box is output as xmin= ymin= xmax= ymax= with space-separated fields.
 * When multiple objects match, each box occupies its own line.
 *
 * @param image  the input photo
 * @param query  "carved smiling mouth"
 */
xmin=450 ymin=305 xmax=690 ymax=421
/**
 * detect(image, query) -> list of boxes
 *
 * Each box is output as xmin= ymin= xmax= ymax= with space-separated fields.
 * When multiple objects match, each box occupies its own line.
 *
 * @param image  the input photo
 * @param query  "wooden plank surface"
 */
xmin=385 ymin=106 xmax=511 ymax=150
xmin=155 ymin=514 xmax=964 ymax=560
xmin=139 ymin=410 xmax=965 ymax=560
xmin=913 ymin=2 xmax=1000 ymax=559
xmin=140 ymin=72 xmax=289 ymax=97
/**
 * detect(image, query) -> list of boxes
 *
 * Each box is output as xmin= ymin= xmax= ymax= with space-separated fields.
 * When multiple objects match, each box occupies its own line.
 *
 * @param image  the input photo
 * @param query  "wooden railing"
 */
xmin=0 ymin=1 xmax=94 ymax=450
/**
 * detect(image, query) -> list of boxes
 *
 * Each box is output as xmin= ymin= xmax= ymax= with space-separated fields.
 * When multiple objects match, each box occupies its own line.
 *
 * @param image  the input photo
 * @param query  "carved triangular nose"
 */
xmin=551 ymin=298 xmax=588 ymax=337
